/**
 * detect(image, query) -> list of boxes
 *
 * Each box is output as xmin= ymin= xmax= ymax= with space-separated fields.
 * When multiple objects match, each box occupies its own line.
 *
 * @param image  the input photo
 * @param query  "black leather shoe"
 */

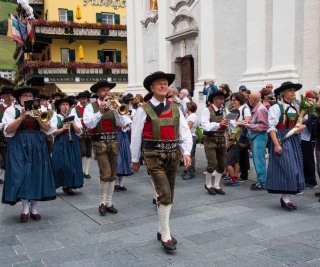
xmin=213 ymin=187 xmax=225 ymax=195
xmin=114 ymin=185 xmax=120 ymax=191
xmin=20 ymin=213 xmax=28 ymax=223
xmin=287 ymin=202 xmax=297 ymax=210
xmin=153 ymin=198 xmax=157 ymax=204
xmin=63 ymin=187 xmax=75 ymax=196
xmin=157 ymin=232 xmax=177 ymax=244
xmin=118 ymin=186 xmax=127 ymax=191
xmin=280 ymin=198 xmax=293 ymax=211
xmin=30 ymin=213 xmax=41 ymax=221
xmin=106 ymin=205 xmax=118 ymax=214
xmin=315 ymin=192 xmax=320 ymax=197
xmin=84 ymin=174 xmax=91 ymax=179
xmin=205 ymin=185 xmax=216 ymax=195
xmin=161 ymin=239 xmax=176 ymax=251
xmin=99 ymin=204 xmax=107 ymax=215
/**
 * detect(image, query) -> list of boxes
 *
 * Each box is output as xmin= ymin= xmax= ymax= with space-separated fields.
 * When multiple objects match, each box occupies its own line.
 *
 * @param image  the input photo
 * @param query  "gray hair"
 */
xmin=180 ymin=89 xmax=189 ymax=96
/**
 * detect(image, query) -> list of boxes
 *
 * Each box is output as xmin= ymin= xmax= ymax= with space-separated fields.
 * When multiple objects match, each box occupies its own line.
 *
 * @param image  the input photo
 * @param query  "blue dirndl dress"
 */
xmin=265 ymin=129 xmax=305 ymax=194
xmin=2 ymin=130 xmax=56 ymax=205
xmin=51 ymin=130 xmax=83 ymax=189
xmin=116 ymin=130 xmax=133 ymax=176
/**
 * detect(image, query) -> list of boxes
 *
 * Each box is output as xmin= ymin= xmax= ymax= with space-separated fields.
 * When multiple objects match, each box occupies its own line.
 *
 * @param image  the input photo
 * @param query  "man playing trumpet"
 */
xmin=83 ymin=80 xmax=131 ymax=215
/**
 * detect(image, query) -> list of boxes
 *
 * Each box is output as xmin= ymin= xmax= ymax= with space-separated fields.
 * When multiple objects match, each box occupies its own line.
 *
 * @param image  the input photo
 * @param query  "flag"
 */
xmin=17 ymin=16 xmax=27 ymax=43
xmin=9 ymin=14 xmax=23 ymax=44
xmin=7 ymin=18 xmax=13 ymax=38
xmin=27 ymin=19 xmax=35 ymax=45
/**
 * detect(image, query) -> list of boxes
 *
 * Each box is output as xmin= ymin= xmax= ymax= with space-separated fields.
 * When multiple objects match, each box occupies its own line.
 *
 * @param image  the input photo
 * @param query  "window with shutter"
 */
xmin=61 ymin=49 xmax=69 ymax=62
xmin=67 ymin=10 xmax=74 ymax=22
xmin=114 ymin=14 xmax=120 ymax=24
xmin=97 ymin=50 xmax=104 ymax=63
xmin=96 ymin=13 xmax=102 ymax=23
xmin=102 ymin=13 xmax=114 ymax=24
xmin=59 ymin=9 xmax=68 ymax=22
xmin=69 ymin=50 xmax=75 ymax=62
xmin=116 ymin=51 xmax=121 ymax=62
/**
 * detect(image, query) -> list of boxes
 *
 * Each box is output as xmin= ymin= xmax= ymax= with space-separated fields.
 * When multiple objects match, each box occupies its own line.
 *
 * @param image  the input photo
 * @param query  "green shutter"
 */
xmin=67 ymin=10 xmax=74 ymax=22
xmin=69 ymin=49 xmax=75 ymax=62
xmin=96 ymin=13 xmax=102 ymax=23
xmin=98 ymin=50 xmax=104 ymax=62
xmin=114 ymin=14 xmax=120 ymax=24
xmin=115 ymin=51 xmax=121 ymax=62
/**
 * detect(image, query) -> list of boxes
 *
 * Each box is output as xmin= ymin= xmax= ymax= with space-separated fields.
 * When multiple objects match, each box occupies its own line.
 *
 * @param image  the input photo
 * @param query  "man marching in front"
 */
xmin=131 ymin=71 xmax=192 ymax=252
xmin=83 ymin=80 xmax=131 ymax=215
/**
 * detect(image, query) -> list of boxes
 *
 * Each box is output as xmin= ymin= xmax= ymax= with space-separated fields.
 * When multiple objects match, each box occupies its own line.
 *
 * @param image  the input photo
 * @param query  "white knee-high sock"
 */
xmin=205 ymin=172 xmax=212 ymax=188
xmin=21 ymin=199 xmax=30 ymax=214
xmin=158 ymin=204 xmax=172 ymax=242
xmin=99 ymin=181 xmax=108 ymax=205
xmin=30 ymin=200 xmax=39 ymax=214
xmin=213 ymin=172 xmax=222 ymax=189
xmin=282 ymin=194 xmax=290 ymax=203
xmin=84 ymin=157 xmax=91 ymax=175
xmin=151 ymin=178 xmax=158 ymax=201
xmin=106 ymin=181 xmax=115 ymax=207
xmin=118 ymin=176 xmax=123 ymax=187
xmin=82 ymin=157 xmax=86 ymax=173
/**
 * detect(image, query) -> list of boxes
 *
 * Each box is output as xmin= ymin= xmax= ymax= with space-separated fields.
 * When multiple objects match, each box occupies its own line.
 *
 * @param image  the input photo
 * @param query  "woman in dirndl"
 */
xmin=2 ymin=86 xmax=56 ymax=222
xmin=115 ymin=95 xmax=133 ymax=191
xmin=50 ymin=98 xmax=83 ymax=195
xmin=265 ymin=82 xmax=305 ymax=211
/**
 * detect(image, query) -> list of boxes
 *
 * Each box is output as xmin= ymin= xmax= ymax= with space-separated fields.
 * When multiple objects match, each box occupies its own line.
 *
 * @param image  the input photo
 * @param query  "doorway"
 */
xmin=180 ymin=56 xmax=194 ymax=96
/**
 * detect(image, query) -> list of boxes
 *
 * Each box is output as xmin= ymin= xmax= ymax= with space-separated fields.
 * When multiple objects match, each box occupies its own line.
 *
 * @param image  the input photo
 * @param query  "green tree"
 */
xmin=0 ymin=19 xmax=8 ymax=35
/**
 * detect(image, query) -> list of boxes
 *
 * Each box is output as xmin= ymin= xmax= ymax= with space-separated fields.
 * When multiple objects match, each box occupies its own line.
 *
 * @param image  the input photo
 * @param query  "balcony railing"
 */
xmin=34 ymin=26 xmax=126 ymax=37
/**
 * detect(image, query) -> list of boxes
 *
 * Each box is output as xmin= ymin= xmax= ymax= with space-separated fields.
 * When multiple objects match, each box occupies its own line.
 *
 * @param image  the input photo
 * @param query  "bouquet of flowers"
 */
xmin=280 ymin=95 xmax=318 ymax=144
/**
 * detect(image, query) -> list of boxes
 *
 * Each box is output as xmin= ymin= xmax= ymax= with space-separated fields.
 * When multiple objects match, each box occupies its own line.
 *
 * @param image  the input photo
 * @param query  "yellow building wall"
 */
xmin=50 ymin=39 xmax=127 ymax=63
xmin=44 ymin=0 xmax=126 ymax=24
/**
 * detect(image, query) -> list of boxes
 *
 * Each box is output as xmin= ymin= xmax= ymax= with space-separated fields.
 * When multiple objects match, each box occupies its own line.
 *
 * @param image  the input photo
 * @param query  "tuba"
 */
xmin=104 ymin=93 xmax=129 ymax=115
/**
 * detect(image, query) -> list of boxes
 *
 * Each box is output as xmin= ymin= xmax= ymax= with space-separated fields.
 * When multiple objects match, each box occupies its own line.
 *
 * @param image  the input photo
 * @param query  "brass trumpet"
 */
xmin=104 ymin=93 xmax=129 ymax=115
xmin=27 ymin=109 xmax=51 ymax=123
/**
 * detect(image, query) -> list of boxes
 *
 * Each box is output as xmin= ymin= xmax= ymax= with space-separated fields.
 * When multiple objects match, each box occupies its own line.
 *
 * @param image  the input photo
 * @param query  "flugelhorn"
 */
xmin=24 ymin=99 xmax=51 ymax=122
xmin=104 ymin=93 xmax=129 ymax=115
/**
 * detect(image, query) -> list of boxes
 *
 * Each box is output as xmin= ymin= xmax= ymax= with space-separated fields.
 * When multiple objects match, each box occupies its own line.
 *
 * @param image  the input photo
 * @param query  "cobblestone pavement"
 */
xmin=1 ymin=146 xmax=320 ymax=267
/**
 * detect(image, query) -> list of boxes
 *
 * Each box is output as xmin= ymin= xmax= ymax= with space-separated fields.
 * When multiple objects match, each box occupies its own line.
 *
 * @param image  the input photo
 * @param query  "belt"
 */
xmin=91 ymin=133 xmax=117 ymax=142
xmin=203 ymin=131 xmax=225 ymax=137
xmin=143 ymin=139 xmax=179 ymax=152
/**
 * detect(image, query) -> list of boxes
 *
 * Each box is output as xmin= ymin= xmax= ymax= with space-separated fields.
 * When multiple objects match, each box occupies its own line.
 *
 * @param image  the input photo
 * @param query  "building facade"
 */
xmin=16 ymin=0 xmax=127 ymax=95
xmin=126 ymin=0 xmax=320 ymax=113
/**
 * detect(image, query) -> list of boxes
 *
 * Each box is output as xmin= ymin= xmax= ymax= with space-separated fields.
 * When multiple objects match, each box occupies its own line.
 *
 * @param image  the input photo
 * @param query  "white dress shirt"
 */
xmin=130 ymin=97 xmax=192 ymax=163
xmin=3 ymin=104 xmax=52 ymax=137
xmin=83 ymin=99 xmax=131 ymax=129
xmin=50 ymin=109 xmax=83 ymax=137
xmin=268 ymin=102 xmax=298 ymax=133
xmin=0 ymin=103 xmax=10 ymax=131
xmin=201 ymin=104 xmax=223 ymax=132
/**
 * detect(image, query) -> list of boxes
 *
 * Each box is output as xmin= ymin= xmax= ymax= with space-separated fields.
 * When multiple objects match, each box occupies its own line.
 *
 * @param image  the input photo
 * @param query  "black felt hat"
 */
xmin=12 ymin=86 xmax=39 ymax=99
xmin=0 ymin=85 xmax=14 ymax=95
xmin=37 ymin=93 xmax=50 ymax=100
xmin=143 ymin=71 xmax=175 ymax=92
xmin=51 ymin=92 xmax=65 ymax=99
xmin=208 ymin=91 xmax=226 ymax=103
xmin=54 ymin=97 xmax=75 ymax=111
xmin=90 ymin=80 xmax=116 ymax=93
xmin=274 ymin=81 xmax=302 ymax=96
xmin=76 ymin=91 xmax=90 ymax=99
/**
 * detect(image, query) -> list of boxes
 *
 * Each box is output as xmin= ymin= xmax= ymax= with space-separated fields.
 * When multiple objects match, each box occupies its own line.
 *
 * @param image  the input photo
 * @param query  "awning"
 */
xmin=55 ymin=83 xmax=127 ymax=95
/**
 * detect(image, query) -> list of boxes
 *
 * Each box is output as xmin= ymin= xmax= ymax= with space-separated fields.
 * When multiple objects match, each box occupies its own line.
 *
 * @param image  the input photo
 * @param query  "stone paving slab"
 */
xmin=1 ymin=146 xmax=320 ymax=266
